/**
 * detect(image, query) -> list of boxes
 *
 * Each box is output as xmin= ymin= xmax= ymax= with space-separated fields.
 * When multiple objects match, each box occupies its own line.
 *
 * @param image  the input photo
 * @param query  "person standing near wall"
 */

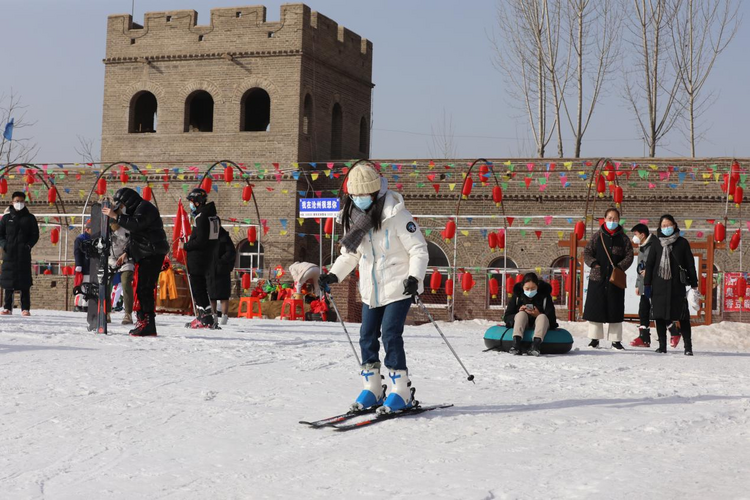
xmin=0 ymin=192 xmax=39 ymax=315
xmin=208 ymin=224 xmax=236 ymax=326
xmin=583 ymin=208 xmax=634 ymax=349
xmin=73 ymin=219 xmax=92 ymax=311
xmin=630 ymin=223 xmax=655 ymax=347
xmin=108 ymin=219 xmax=135 ymax=325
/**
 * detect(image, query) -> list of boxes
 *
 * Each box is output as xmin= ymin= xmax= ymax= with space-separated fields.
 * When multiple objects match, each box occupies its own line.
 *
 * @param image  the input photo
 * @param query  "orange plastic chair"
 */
xmin=280 ymin=298 xmax=305 ymax=321
xmin=238 ymin=297 xmax=262 ymax=319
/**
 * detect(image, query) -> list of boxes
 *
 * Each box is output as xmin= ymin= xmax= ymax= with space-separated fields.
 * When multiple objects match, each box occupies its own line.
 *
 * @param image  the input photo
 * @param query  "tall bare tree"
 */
xmin=427 ymin=109 xmax=458 ymax=159
xmin=75 ymin=135 xmax=101 ymax=164
xmin=671 ymin=0 xmax=741 ymax=157
xmin=624 ymin=0 xmax=684 ymax=157
xmin=0 ymin=90 xmax=39 ymax=165
xmin=564 ymin=0 xmax=624 ymax=157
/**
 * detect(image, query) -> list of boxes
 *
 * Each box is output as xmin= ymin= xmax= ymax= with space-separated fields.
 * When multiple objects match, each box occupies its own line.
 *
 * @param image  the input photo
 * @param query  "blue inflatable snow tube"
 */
xmin=484 ymin=325 xmax=574 ymax=354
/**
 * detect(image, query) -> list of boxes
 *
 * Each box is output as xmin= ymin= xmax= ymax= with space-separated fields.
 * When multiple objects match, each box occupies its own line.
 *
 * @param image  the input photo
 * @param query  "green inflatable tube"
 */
xmin=484 ymin=325 xmax=574 ymax=354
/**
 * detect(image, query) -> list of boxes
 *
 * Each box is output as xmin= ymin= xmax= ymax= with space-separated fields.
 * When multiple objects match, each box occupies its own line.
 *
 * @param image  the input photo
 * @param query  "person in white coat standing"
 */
xmin=319 ymin=163 xmax=429 ymax=414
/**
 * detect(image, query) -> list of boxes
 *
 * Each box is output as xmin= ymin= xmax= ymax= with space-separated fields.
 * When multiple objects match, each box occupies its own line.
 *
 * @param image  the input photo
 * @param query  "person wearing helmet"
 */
xmin=183 ymin=187 xmax=220 ymax=328
xmin=103 ymin=187 xmax=169 ymax=336
xmin=318 ymin=162 xmax=429 ymax=415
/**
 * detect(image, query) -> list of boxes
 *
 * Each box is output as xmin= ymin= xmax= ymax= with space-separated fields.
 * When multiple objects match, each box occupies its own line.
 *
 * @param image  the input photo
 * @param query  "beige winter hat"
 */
xmin=346 ymin=163 xmax=381 ymax=195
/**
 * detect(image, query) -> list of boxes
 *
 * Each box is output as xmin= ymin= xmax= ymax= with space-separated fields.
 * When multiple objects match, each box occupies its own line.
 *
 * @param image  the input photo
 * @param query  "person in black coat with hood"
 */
xmin=0 ymin=192 xmax=39 ymax=315
xmin=644 ymin=214 xmax=698 ymax=355
xmin=208 ymin=226 xmax=236 ymax=326
xmin=103 ymin=187 xmax=169 ymax=336
xmin=503 ymin=273 xmax=559 ymax=356
xmin=183 ymin=188 xmax=219 ymax=328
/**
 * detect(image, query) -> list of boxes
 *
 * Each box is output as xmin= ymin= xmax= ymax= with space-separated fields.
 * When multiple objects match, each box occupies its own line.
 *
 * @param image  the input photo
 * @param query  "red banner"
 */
xmin=723 ymin=273 xmax=750 ymax=312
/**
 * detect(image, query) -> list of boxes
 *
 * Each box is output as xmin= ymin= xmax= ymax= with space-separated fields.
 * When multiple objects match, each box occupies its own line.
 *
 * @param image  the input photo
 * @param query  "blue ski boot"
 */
xmin=350 ymin=363 xmax=386 ymax=412
xmin=377 ymin=369 xmax=416 ymax=415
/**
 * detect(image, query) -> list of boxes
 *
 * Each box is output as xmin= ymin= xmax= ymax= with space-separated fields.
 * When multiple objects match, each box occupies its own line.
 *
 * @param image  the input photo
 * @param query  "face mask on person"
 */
xmin=524 ymin=289 xmax=538 ymax=299
xmin=632 ymin=235 xmax=641 ymax=245
xmin=189 ymin=202 xmax=197 ymax=213
xmin=606 ymin=221 xmax=619 ymax=231
xmin=662 ymin=226 xmax=675 ymax=237
xmin=352 ymin=196 xmax=373 ymax=211
xmin=12 ymin=202 xmax=24 ymax=211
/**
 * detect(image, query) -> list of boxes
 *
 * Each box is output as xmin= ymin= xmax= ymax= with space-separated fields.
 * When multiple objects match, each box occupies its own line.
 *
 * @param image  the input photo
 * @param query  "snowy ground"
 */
xmin=1 ymin=310 xmax=750 ymax=500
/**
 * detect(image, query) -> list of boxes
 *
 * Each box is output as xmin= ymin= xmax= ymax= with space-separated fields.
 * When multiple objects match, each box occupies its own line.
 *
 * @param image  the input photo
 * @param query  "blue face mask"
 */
xmin=189 ymin=202 xmax=197 ymax=213
xmin=352 ymin=196 xmax=373 ymax=211
xmin=662 ymin=226 xmax=675 ymax=237
xmin=606 ymin=221 xmax=619 ymax=231
xmin=524 ymin=289 xmax=538 ymax=299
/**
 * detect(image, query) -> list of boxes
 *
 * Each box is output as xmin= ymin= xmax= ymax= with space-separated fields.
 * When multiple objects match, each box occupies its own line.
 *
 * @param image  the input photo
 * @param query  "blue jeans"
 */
xmin=360 ymin=298 xmax=412 ymax=370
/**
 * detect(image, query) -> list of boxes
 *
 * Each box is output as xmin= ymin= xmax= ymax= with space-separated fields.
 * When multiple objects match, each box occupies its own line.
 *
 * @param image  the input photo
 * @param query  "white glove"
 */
xmin=687 ymin=288 xmax=702 ymax=311
xmin=75 ymin=266 xmax=82 ymax=272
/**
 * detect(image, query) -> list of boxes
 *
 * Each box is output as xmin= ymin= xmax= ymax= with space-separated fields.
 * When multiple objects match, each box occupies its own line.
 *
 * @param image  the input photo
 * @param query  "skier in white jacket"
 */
xmin=319 ymin=162 xmax=429 ymax=414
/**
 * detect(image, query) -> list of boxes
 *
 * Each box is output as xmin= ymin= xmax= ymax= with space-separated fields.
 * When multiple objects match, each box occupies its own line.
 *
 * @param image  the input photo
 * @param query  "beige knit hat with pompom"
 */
xmin=346 ymin=163 xmax=381 ymax=195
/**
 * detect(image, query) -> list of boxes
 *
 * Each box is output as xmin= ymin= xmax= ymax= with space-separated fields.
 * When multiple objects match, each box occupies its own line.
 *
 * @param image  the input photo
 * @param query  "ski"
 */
xmin=330 ymin=404 xmax=453 ymax=432
xmin=96 ymin=200 xmax=112 ymax=335
xmin=299 ymin=407 xmax=379 ymax=428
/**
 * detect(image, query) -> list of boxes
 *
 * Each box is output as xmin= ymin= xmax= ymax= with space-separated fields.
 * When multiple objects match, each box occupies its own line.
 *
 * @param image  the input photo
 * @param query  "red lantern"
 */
xmin=721 ymin=174 xmax=729 ymax=194
xmin=247 ymin=226 xmax=257 ymax=246
xmin=497 ymin=229 xmax=506 ymax=251
xmin=515 ymin=274 xmax=524 ymax=285
xmin=596 ymin=175 xmax=606 ymax=197
xmin=565 ymin=272 xmax=572 ymax=293
xmin=729 ymin=229 xmax=741 ymax=252
xmin=47 ymin=187 xmax=57 ymax=205
xmin=551 ymin=280 xmax=561 ymax=300
xmin=442 ymin=219 xmax=456 ymax=243
xmin=479 ymin=164 xmax=490 ymax=184
xmin=324 ymin=218 xmax=334 ymax=237
xmin=734 ymin=186 xmax=744 ymax=208
xmin=224 ymin=166 xmax=234 ymax=184
xmin=731 ymin=161 xmax=741 ymax=182
xmin=605 ymin=163 xmax=615 ymax=181
xmin=714 ymin=222 xmax=726 ymax=243
xmin=728 ymin=175 xmax=737 ymax=201
xmin=489 ymin=277 xmax=500 ymax=299
xmin=25 ymin=171 xmax=35 ymax=185
xmin=0 ymin=178 xmax=6 ymax=196
xmin=737 ymin=276 xmax=747 ymax=301
xmin=505 ymin=275 xmax=515 ymax=297
xmin=488 ymin=232 xmax=498 ymax=252
xmin=200 ymin=176 xmax=212 ymax=193
xmin=445 ymin=278 xmax=454 ymax=299
xmin=430 ymin=270 xmax=442 ymax=294
xmin=142 ymin=186 xmax=153 ymax=202
xmin=242 ymin=185 xmax=253 ymax=204
xmin=461 ymin=272 xmax=475 ymax=295
xmin=492 ymin=186 xmax=503 ymax=207
xmin=613 ymin=185 xmax=623 ymax=206
xmin=50 ymin=227 xmax=60 ymax=245
xmin=461 ymin=175 xmax=473 ymax=199
xmin=120 ymin=171 xmax=129 ymax=184
xmin=574 ymin=221 xmax=585 ymax=240
xmin=43 ymin=269 xmax=52 ymax=275
xmin=241 ymin=273 xmax=251 ymax=290
xmin=96 ymin=178 xmax=107 ymax=196
xmin=700 ymin=275 xmax=707 ymax=295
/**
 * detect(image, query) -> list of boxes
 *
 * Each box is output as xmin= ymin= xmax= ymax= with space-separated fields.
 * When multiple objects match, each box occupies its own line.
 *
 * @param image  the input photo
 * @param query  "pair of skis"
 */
xmin=300 ymin=403 xmax=453 ymax=432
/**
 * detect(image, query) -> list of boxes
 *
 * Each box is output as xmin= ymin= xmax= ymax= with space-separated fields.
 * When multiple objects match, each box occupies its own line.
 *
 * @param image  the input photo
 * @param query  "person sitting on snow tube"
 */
xmin=503 ymin=273 xmax=558 ymax=356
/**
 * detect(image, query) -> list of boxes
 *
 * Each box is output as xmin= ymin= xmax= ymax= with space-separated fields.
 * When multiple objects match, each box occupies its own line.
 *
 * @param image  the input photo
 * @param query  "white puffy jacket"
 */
xmin=330 ymin=190 xmax=428 ymax=308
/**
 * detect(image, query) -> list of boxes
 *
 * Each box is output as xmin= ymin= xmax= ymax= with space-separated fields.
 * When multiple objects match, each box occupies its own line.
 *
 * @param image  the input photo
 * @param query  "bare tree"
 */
xmin=671 ymin=0 xmax=741 ymax=157
xmin=624 ymin=0 xmax=684 ymax=157
xmin=0 ymin=90 xmax=39 ymax=165
xmin=75 ymin=135 xmax=100 ymax=164
xmin=564 ymin=0 xmax=624 ymax=157
xmin=427 ymin=109 xmax=458 ymax=159
xmin=491 ymin=0 xmax=562 ymax=158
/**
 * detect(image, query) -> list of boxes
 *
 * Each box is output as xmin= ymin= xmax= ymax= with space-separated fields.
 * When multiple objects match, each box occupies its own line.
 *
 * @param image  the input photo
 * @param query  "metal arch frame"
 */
xmin=0 ymin=163 xmax=72 ymax=226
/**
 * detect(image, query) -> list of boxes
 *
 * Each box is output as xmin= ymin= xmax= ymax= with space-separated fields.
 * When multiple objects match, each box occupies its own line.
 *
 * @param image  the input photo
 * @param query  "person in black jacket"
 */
xmin=0 ymin=192 xmax=40 ymax=315
xmin=644 ymin=214 xmax=699 ymax=355
xmin=208 ymin=226 xmax=236 ymax=326
xmin=582 ymin=208 xmax=634 ymax=350
xmin=183 ymin=188 xmax=219 ymax=328
xmin=103 ymin=188 xmax=169 ymax=336
xmin=503 ymin=273 xmax=559 ymax=356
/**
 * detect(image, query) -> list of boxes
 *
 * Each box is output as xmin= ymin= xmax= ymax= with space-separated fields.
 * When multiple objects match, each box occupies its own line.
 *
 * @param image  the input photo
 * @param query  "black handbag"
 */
xmin=678 ymin=265 xmax=688 ymax=286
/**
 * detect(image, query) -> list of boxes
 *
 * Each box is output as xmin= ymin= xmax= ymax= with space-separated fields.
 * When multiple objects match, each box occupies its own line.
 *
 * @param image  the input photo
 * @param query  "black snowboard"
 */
xmin=85 ymin=202 xmax=112 ymax=333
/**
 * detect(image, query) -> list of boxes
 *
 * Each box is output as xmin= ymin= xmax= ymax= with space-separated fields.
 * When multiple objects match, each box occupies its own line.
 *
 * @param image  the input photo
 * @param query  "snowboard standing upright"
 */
xmin=86 ymin=202 xmax=112 ymax=333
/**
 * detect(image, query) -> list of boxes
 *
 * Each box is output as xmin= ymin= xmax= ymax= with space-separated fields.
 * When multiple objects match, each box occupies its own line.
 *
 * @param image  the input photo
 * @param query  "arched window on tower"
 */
xmin=359 ymin=116 xmax=369 ymax=156
xmin=330 ymin=103 xmax=343 ymax=159
xmin=302 ymin=94 xmax=313 ymax=135
xmin=241 ymin=88 xmax=271 ymax=131
xmin=487 ymin=256 xmax=519 ymax=309
xmin=420 ymin=241 xmax=451 ymax=307
xmin=185 ymin=90 xmax=214 ymax=132
xmin=129 ymin=91 xmax=158 ymax=133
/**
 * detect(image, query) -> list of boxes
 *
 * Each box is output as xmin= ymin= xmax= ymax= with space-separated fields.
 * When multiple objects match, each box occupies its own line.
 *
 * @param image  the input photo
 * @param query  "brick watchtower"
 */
xmin=101 ymin=4 xmax=373 ymax=163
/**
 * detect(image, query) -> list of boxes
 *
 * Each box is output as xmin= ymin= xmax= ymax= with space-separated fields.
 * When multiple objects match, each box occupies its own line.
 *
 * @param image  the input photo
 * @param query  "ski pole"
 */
xmin=415 ymin=295 xmax=475 ymax=383
xmin=323 ymin=286 xmax=362 ymax=366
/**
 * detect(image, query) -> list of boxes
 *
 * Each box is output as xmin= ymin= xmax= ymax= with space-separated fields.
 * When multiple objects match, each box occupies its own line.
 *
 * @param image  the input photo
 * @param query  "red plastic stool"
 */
xmin=238 ymin=297 xmax=262 ymax=319
xmin=280 ymin=298 xmax=304 ymax=321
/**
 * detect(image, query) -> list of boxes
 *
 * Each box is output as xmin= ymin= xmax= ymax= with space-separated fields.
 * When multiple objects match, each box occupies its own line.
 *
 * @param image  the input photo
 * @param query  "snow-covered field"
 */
xmin=1 ymin=310 xmax=750 ymax=500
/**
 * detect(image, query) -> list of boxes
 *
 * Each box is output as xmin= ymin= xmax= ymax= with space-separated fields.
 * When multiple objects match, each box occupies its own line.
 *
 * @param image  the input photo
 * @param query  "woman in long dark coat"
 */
xmin=644 ymin=214 xmax=698 ymax=355
xmin=208 ymin=226 xmax=236 ymax=326
xmin=583 ymin=208 xmax=634 ymax=349
xmin=0 ymin=192 xmax=40 ymax=314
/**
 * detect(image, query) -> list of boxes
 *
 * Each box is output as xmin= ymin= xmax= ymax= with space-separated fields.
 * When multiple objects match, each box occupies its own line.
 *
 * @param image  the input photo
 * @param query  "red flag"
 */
xmin=172 ymin=199 xmax=192 ymax=264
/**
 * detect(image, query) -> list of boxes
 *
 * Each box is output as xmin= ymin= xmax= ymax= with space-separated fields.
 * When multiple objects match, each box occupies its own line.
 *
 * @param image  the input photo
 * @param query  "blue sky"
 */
xmin=1 ymin=0 xmax=749 ymax=162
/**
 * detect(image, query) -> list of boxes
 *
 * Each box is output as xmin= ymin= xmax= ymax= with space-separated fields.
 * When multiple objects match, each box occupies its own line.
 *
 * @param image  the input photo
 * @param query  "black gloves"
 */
xmin=403 ymin=276 xmax=419 ymax=297
xmin=318 ymin=273 xmax=339 ymax=292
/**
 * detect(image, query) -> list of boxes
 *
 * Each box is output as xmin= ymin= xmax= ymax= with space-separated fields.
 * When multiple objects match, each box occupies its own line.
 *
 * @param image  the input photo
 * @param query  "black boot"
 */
xmin=509 ymin=336 xmax=523 ymax=355
xmin=130 ymin=313 xmax=157 ymax=337
xmin=655 ymin=329 xmax=667 ymax=353
xmin=588 ymin=339 xmax=599 ymax=348
xmin=641 ymin=327 xmax=651 ymax=345
xmin=527 ymin=338 xmax=542 ymax=357
xmin=683 ymin=330 xmax=693 ymax=356
xmin=611 ymin=341 xmax=625 ymax=350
